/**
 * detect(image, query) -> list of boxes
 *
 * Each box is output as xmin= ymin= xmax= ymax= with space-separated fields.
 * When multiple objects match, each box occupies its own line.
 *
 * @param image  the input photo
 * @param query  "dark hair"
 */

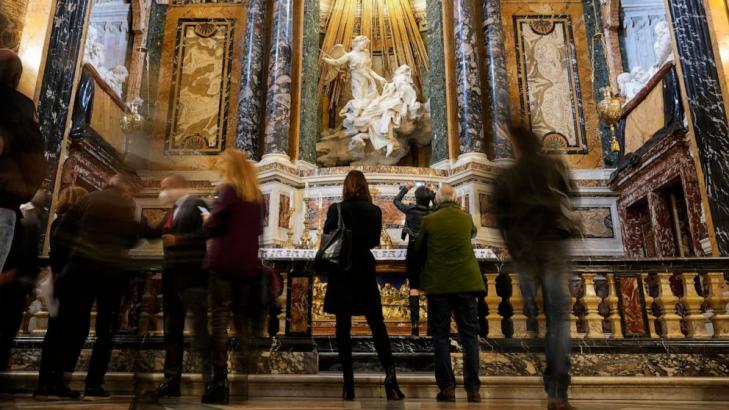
xmin=342 ymin=170 xmax=372 ymax=203
xmin=414 ymin=186 xmax=433 ymax=207
xmin=511 ymin=126 xmax=542 ymax=156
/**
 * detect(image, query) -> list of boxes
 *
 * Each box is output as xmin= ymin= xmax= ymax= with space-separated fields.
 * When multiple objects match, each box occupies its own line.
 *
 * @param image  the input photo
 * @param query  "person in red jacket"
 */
xmin=203 ymin=149 xmax=264 ymax=405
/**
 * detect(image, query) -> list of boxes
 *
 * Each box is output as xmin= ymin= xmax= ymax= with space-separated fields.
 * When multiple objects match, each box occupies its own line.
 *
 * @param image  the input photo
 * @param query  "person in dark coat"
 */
xmin=35 ymin=175 xmax=140 ymax=401
xmin=143 ymin=174 xmax=212 ymax=400
xmin=0 ymin=49 xmax=46 ymax=273
xmin=322 ymin=170 xmax=404 ymax=401
xmin=493 ymin=127 xmax=581 ymax=410
xmin=393 ymin=181 xmax=434 ymax=335
xmin=202 ymin=149 xmax=264 ymax=405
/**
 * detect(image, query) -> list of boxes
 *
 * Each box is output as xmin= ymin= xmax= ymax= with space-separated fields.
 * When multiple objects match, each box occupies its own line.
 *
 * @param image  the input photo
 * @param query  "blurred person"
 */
xmin=34 ymin=175 xmax=140 ymax=401
xmin=322 ymin=170 xmax=404 ymax=401
xmin=393 ymin=181 xmax=434 ymax=336
xmin=142 ymin=174 xmax=212 ymax=400
xmin=0 ymin=190 xmax=46 ymax=372
xmin=493 ymin=127 xmax=581 ymax=410
xmin=0 ymin=49 xmax=46 ymax=273
xmin=415 ymin=184 xmax=484 ymax=403
xmin=203 ymin=149 xmax=264 ymax=405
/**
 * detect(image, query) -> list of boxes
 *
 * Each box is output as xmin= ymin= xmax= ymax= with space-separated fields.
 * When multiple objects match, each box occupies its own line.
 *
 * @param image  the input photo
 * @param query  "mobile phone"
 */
xmin=415 ymin=181 xmax=425 ymax=187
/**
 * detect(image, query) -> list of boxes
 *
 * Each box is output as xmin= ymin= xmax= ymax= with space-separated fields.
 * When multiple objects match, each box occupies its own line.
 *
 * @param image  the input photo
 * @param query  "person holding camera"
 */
xmin=393 ymin=181 xmax=434 ymax=336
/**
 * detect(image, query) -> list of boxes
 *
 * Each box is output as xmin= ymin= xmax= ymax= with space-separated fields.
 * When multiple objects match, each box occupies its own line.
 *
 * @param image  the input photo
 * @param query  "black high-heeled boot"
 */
xmin=384 ymin=367 xmax=405 ymax=400
xmin=409 ymin=296 xmax=420 ymax=336
xmin=342 ymin=371 xmax=355 ymax=401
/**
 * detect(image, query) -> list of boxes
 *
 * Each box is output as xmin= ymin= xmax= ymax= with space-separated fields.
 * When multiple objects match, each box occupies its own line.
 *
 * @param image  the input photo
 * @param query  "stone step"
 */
xmin=2 ymin=372 xmax=729 ymax=402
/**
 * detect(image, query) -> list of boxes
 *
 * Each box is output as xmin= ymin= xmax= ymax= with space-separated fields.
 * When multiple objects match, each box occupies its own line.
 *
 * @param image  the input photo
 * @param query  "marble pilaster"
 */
xmin=583 ymin=0 xmax=615 ymax=166
xmin=453 ymin=0 xmax=485 ymax=155
xmin=481 ymin=0 xmax=512 ymax=160
xmin=427 ymin=0 xmax=449 ymax=164
xmin=297 ymin=0 xmax=320 ymax=164
xmin=38 ymin=0 xmax=92 ymax=188
xmin=263 ymin=0 xmax=294 ymax=155
xmin=668 ymin=0 xmax=729 ymax=255
xmin=234 ymin=0 xmax=266 ymax=159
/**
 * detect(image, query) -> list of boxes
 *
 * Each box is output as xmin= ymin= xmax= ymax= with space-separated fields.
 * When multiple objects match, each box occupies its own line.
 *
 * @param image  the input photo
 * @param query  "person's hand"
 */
xmin=162 ymin=234 xmax=176 ymax=247
xmin=405 ymin=181 xmax=415 ymax=190
xmin=202 ymin=211 xmax=210 ymax=224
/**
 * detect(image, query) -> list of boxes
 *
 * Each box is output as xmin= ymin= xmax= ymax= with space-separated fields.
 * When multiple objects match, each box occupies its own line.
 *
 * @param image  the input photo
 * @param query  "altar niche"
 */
xmin=315 ymin=0 xmax=433 ymax=167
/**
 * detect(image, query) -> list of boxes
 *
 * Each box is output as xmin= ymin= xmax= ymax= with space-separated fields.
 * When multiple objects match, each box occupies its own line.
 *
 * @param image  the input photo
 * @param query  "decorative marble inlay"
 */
xmin=165 ymin=19 xmax=235 ymax=154
xmin=576 ymin=207 xmax=615 ymax=239
xmin=514 ymin=15 xmax=587 ymax=154
xmin=479 ymin=193 xmax=497 ymax=228
xmin=173 ymin=0 xmax=242 ymax=4
xmin=288 ymin=275 xmax=312 ymax=335
xmin=616 ymin=274 xmax=647 ymax=336
xmin=278 ymin=194 xmax=291 ymax=228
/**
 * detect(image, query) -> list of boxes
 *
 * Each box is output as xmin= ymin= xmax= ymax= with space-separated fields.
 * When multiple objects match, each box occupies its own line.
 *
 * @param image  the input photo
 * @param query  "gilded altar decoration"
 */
xmin=165 ymin=19 xmax=235 ymax=154
xmin=514 ymin=16 xmax=588 ymax=154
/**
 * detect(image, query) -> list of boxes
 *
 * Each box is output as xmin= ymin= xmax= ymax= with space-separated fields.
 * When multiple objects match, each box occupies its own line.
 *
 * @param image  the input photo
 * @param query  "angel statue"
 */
xmin=318 ymin=36 xmax=432 ymax=166
xmin=322 ymin=35 xmax=386 ymax=101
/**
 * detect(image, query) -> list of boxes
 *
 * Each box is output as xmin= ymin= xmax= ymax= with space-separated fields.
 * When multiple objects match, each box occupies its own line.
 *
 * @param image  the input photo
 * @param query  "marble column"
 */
xmin=453 ymin=0 xmax=485 ymax=155
xmin=481 ymin=0 xmax=512 ymax=160
xmin=142 ymin=2 xmax=167 ymax=120
xmin=235 ymin=0 xmax=266 ymax=159
xmin=427 ymin=0 xmax=449 ymax=164
xmin=263 ymin=0 xmax=294 ymax=156
xmin=583 ymin=0 xmax=617 ymax=166
xmin=297 ymin=0 xmax=320 ymax=164
xmin=0 ymin=0 xmax=29 ymax=51
xmin=668 ymin=0 xmax=729 ymax=255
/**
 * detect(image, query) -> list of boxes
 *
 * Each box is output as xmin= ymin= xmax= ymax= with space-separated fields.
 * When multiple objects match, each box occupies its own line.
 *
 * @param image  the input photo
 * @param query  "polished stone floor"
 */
xmin=1 ymin=397 xmax=728 ymax=410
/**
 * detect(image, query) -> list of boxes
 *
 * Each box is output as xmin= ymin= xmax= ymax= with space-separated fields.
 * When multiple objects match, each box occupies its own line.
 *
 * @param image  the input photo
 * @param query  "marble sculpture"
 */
xmin=83 ymin=25 xmax=129 ymax=97
xmin=617 ymin=21 xmax=674 ymax=102
xmin=317 ymin=35 xmax=431 ymax=166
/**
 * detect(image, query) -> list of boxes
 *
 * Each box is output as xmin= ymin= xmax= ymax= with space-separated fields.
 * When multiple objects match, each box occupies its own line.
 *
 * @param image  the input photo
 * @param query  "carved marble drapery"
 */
xmin=453 ymin=0 xmax=485 ymax=155
xmin=263 ymin=0 xmax=294 ymax=155
xmin=481 ymin=0 xmax=512 ymax=160
xmin=668 ymin=0 xmax=729 ymax=255
xmin=426 ymin=0 xmax=449 ymax=164
xmin=621 ymin=0 xmax=667 ymax=73
xmin=297 ymin=0 xmax=320 ymax=164
xmin=235 ymin=0 xmax=266 ymax=159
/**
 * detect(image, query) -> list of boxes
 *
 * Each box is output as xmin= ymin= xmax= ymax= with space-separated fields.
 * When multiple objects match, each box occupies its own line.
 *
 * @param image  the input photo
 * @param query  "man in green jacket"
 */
xmin=415 ymin=184 xmax=485 ymax=403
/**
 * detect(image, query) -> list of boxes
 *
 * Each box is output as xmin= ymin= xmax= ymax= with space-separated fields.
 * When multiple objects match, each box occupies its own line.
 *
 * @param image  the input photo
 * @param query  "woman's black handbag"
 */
xmin=315 ymin=203 xmax=352 ymax=272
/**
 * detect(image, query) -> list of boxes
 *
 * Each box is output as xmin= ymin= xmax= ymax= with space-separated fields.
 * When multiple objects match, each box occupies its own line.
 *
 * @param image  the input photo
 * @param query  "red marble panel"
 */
xmin=617 ymin=275 xmax=646 ymax=336
xmin=649 ymin=191 xmax=677 ymax=257
xmin=289 ymin=276 xmax=311 ymax=335
xmin=279 ymin=194 xmax=291 ymax=228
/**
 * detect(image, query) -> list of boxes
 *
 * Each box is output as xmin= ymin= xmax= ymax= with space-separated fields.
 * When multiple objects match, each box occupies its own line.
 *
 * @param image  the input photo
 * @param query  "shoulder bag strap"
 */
xmin=336 ymin=202 xmax=344 ymax=229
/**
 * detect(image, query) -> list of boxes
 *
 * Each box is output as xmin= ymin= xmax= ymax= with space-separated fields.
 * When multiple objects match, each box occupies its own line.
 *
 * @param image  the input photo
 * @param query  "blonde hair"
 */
xmin=57 ymin=186 xmax=88 ymax=215
xmin=217 ymin=148 xmax=261 ymax=202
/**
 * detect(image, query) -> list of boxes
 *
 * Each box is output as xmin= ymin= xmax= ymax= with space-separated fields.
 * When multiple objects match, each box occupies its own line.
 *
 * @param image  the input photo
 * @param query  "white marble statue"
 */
xmin=618 ymin=21 xmax=674 ymax=102
xmin=83 ymin=25 xmax=129 ymax=97
xmin=318 ymin=36 xmax=431 ymax=166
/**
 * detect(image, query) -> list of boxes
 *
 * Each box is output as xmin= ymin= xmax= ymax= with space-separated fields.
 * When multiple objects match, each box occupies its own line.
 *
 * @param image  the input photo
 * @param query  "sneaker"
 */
xmin=84 ymin=385 xmax=111 ymax=400
xmin=436 ymin=387 xmax=456 ymax=402
xmin=34 ymin=383 xmax=81 ymax=401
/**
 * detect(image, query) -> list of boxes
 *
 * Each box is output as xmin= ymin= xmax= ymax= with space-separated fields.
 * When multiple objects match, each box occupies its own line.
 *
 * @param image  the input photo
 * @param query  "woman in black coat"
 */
xmin=322 ymin=170 xmax=403 ymax=401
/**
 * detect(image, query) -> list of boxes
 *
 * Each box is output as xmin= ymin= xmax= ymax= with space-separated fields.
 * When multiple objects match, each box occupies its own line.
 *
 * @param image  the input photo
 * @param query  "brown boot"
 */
xmin=436 ymin=387 xmax=456 ymax=402
xmin=548 ymin=399 xmax=577 ymax=410
xmin=466 ymin=389 xmax=481 ymax=403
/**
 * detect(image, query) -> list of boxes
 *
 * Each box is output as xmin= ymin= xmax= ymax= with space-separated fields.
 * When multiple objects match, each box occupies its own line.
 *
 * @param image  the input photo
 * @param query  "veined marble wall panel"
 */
xmin=502 ymin=1 xmax=603 ymax=169
xmin=149 ymin=4 xmax=246 ymax=170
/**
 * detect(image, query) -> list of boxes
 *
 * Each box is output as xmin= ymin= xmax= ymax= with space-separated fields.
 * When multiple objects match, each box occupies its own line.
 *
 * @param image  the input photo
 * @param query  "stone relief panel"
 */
xmin=514 ymin=16 xmax=587 ymax=154
xmin=502 ymin=1 xmax=603 ymax=169
xmin=620 ymin=0 xmax=667 ymax=73
xmin=165 ymin=19 xmax=235 ymax=154
xmin=575 ymin=207 xmax=615 ymax=239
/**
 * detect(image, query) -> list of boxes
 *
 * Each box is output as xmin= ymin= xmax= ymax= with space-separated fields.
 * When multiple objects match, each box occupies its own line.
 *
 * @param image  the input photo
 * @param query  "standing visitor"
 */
xmin=415 ymin=184 xmax=484 ymax=403
xmin=0 ymin=49 xmax=46 ymax=273
xmin=144 ymin=175 xmax=212 ymax=401
xmin=34 ymin=175 xmax=140 ymax=401
xmin=322 ymin=170 xmax=404 ymax=401
xmin=203 ymin=149 xmax=264 ymax=405
xmin=393 ymin=181 xmax=434 ymax=336
xmin=493 ymin=127 xmax=580 ymax=410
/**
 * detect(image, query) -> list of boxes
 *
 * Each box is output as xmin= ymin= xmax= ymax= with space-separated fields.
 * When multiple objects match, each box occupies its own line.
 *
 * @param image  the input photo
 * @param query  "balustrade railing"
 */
xmin=18 ymin=257 xmax=729 ymax=342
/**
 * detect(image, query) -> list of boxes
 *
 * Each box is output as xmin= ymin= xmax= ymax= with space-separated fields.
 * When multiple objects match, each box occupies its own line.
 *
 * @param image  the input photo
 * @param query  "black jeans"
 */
xmin=38 ymin=267 xmax=125 ymax=388
xmin=335 ymin=301 xmax=394 ymax=380
xmin=515 ymin=240 xmax=572 ymax=400
xmin=427 ymin=292 xmax=481 ymax=391
xmin=0 ymin=282 xmax=29 ymax=370
xmin=162 ymin=282 xmax=212 ymax=384
xmin=209 ymin=272 xmax=259 ymax=377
